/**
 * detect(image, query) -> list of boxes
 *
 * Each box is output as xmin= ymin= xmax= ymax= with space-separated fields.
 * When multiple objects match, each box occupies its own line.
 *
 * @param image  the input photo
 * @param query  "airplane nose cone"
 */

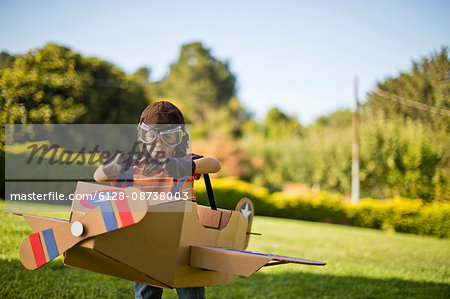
xmin=71 ymin=221 xmax=84 ymax=237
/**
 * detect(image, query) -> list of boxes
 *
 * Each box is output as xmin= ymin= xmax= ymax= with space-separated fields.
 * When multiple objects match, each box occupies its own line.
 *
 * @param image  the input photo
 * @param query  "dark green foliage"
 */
xmin=195 ymin=177 xmax=271 ymax=213
xmin=157 ymin=42 xmax=236 ymax=123
xmin=365 ymin=47 xmax=450 ymax=132
xmin=311 ymin=108 xmax=353 ymax=129
xmin=359 ymin=113 xmax=449 ymax=201
xmin=263 ymin=107 xmax=303 ymax=138
xmin=131 ymin=67 xmax=151 ymax=85
xmin=154 ymin=42 xmax=249 ymax=139
xmin=246 ymin=110 xmax=448 ymax=200
xmin=0 ymin=43 xmax=149 ymax=125
xmin=244 ymin=118 xmax=352 ymax=194
xmin=0 ymin=52 xmax=15 ymax=70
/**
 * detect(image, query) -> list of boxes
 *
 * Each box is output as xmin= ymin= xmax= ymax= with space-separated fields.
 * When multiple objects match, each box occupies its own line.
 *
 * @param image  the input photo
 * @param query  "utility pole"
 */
xmin=351 ymin=76 xmax=360 ymax=204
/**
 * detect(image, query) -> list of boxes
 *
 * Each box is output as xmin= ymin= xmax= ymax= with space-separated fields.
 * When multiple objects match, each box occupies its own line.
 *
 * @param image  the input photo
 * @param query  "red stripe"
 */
xmin=29 ymin=233 xmax=46 ymax=268
xmin=115 ymin=196 xmax=134 ymax=227
xmin=119 ymin=180 xmax=126 ymax=188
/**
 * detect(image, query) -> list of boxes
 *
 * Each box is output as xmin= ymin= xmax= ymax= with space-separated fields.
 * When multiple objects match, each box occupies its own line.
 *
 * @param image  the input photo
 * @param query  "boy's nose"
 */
xmin=154 ymin=138 xmax=165 ymax=148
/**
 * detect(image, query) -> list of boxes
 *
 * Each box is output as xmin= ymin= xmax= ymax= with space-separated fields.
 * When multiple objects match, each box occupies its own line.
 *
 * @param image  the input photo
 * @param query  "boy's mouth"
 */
xmin=152 ymin=150 xmax=167 ymax=161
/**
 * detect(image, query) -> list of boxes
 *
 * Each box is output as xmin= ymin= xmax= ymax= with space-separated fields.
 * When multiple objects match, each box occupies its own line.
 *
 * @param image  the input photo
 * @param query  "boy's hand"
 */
xmin=102 ymin=152 xmax=139 ymax=179
xmin=163 ymin=157 xmax=195 ymax=179
xmin=142 ymin=159 xmax=164 ymax=176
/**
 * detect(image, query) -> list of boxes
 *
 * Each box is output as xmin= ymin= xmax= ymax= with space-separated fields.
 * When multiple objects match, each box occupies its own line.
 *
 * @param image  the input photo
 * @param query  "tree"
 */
xmin=263 ymin=107 xmax=303 ymax=138
xmin=0 ymin=52 xmax=15 ymax=70
xmin=359 ymin=112 xmax=448 ymax=201
xmin=158 ymin=42 xmax=236 ymax=122
xmin=365 ymin=47 xmax=450 ymax=132
xmin=132 ymin=67 xmax=151 ymax=85
xmin=0 ymin=43 xmax=149 ymax=125
xmin=311 ymin=109 xmax=352 ymax=130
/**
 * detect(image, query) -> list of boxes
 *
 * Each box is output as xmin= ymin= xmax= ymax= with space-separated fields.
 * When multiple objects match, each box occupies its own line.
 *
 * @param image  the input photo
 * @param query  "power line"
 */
xmin=374 ymin=89 xmax=450 ymax=117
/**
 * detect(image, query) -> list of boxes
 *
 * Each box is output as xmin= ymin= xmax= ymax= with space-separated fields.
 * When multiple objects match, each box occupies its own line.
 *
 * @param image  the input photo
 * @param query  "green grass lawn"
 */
xmin=1 ymin=200 xmax=449 ymax=298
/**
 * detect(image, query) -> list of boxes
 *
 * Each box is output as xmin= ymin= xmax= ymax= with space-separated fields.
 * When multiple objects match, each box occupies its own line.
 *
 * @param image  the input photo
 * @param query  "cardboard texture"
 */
xmin=17 ymin=181 xmax=326 ymax=288
xmin=18 ymin=183 xmax=148 ymax=270
xmin=190 ymin=246 xmax=326 ymax=277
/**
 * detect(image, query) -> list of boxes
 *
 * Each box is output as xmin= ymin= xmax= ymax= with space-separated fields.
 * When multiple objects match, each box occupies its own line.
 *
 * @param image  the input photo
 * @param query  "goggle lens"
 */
xmin=137 ymin=124 xmax=184 ymax=147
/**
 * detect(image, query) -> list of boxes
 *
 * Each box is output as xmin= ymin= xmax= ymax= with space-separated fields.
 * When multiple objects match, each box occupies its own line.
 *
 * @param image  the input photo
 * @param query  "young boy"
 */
xmin=94 ymin=101 xmax=220 ymax=299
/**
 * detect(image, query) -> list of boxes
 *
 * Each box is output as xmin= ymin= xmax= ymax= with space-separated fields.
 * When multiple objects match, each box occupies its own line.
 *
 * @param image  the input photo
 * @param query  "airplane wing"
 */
xmin=17 ymin=182 xmax=148 ymax=270
xmin=190 ymin=246 xmax=326 ymax=277
xmin=13 ymin=213 xmax=69 ymax=233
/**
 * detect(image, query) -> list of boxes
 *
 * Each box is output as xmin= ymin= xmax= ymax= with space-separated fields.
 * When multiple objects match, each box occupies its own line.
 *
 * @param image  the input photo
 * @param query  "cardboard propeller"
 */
xmin=17 ymin=185 xmax=147 ymax=270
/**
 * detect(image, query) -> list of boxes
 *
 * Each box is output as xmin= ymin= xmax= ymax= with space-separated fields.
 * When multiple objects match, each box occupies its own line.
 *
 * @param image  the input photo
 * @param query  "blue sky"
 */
xmin=1 ymin=0 xmax=448 ymax=125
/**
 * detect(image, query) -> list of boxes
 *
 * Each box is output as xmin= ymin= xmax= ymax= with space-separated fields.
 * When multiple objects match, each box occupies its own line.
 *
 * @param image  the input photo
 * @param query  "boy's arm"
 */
xmin=93 ymin=152 xmax=139 ymax=182
xmin=162 ymin=156 xmax=221 ymax=178
xmin=93 ymin=165 xmax=110 ymax=182
xmin=193 ymin=157 xmax=221 ymax=174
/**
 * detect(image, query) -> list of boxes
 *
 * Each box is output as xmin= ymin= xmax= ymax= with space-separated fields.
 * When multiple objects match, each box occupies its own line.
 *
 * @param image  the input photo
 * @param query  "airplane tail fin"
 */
xmin=235 ymin=198 xmax=254 ymax=249
xmin=16 ymin=214 xmax=71 ymax=270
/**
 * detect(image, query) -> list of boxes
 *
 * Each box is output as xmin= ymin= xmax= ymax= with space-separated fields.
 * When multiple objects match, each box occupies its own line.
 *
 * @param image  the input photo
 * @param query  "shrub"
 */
xmin=195 ymin=177 xmax=450 ymax=238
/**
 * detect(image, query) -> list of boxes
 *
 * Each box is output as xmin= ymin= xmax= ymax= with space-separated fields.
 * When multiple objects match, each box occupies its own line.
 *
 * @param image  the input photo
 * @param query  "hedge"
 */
xmin=194 ymin=177 xmax=450 ymax=238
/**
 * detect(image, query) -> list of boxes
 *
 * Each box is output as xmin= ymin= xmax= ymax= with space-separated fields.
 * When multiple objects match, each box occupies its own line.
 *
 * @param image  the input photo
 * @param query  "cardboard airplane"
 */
xmin=16 ymin=180 xmax=326 ymax=288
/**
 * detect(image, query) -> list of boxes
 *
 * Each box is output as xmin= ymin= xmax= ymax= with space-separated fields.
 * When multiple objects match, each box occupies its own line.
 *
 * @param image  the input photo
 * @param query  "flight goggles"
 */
xmin=137 ymin=123 xmax=185 ymax=147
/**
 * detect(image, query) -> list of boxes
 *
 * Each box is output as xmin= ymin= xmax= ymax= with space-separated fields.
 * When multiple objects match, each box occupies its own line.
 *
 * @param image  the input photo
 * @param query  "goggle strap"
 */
xmin=139 ymin=122 xmax=183 ymax=134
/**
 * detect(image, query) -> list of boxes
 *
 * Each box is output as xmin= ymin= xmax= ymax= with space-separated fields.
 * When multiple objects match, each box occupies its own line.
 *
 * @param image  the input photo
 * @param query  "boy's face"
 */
xmin=138 ymin=123 xmax=183 ymax=162
xmin=146 ymin=139 xmax=175 ymax=162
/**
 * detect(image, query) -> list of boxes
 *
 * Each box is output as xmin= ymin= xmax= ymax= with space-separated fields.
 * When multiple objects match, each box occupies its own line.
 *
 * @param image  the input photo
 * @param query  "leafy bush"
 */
xmin=359 ymin=113 xmax=449 ymax=201
xmin=0 ymin=43 xmax=149 ymax=125
xmin=195 ymin=177 xmax=450 ymax=238
xmin=194 ymin=176 xmax=271 ymax=213
xmin=243 ymin=111 xmax=449 ymax=201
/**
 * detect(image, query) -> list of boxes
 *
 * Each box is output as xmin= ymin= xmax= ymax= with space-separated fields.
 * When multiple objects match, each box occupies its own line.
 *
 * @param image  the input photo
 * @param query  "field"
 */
xmin=1 ymin=200 xmax=449 ymax=298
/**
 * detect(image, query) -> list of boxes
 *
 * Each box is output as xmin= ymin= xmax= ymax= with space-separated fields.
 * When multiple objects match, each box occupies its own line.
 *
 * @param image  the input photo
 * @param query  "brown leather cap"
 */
xmin=139 ymin=101 xmax=185 ymax=125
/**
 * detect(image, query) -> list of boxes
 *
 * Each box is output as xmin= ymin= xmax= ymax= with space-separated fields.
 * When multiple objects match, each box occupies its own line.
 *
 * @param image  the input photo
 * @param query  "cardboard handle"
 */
xmin=203 ymin=174 xmax=217 ymax=210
